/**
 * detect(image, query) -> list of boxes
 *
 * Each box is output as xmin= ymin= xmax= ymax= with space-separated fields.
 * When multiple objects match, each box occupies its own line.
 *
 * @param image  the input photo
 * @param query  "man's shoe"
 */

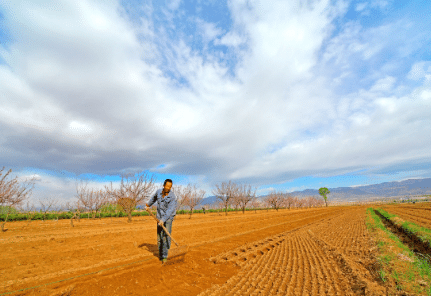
xmin=161 ymin=258 xmax=167 ymax=264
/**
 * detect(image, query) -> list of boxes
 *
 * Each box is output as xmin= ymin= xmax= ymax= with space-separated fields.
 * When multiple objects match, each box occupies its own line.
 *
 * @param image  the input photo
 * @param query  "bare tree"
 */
xmin=172 ymin=185 xmax=188 ymax=212
xmin=65 ymin=201 xmax=82 ymax=227
xmin=304 ymin=196 xmax=324 ymax=208
xmin=283 ymin=194 xmax=295 ymax=209
xmin=0 ymin=167 xmax=35 ymax=206
xmin=237 ymin=184 xmax=256 ymax=214
xmin=76 ymin=182 xmax=95 ymax=219
xmin=212 ymin=181 xmax=238 ymax=216
xmin=0 ymin=167 xmax=35 ymax=232
xmin=265 ymin=191 xmax=284 ymax=211
xmin=65 ymin=202 xmax=75 ymax=227
xmin=75 ymin=200 xmax=84 ymax=222
xmin=39 ymin=197 xmax=58 ymax=222
xmin=296 ymin=198 xmax=305 ymax=208
xmin=215 ymin=200 xmax=224 ymax=215
xmin=230 ymin=188 xmax=242 ymax=213
xmin=105 ymin=172 xmax=155 ymax=223
xmin=178 ymin=184 xmax=205 ymax=219
xmin=76 ymin=180 xmax=109 ymax=220
xmin=292 ymin=196 xmax=299 ymax=209
xmin=249 ymin=196 xmax=261 ymax=213
xmin=315 ymin=197 xmax=325 ymax=207
xmin=93 ymin=190 xmax=108 ymax=219
xmin=52 ymin=202 xmax=64 ymax=224
xmin=17 ymin=201 xmax=37 ymax=227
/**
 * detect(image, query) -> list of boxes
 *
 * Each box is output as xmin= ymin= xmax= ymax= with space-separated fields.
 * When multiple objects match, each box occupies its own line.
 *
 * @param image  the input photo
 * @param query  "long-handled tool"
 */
xmin=146 ymin=209 xmax=188 ymax=261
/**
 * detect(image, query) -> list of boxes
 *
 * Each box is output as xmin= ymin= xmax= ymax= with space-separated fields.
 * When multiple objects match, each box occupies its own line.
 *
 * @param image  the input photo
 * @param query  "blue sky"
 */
xmin=1 ymin=0 xmax=431 ymax=203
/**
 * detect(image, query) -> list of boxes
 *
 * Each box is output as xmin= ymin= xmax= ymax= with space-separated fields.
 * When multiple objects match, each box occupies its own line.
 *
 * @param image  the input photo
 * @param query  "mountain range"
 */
xmin=200 ymin=178 xmax=431 ymax=204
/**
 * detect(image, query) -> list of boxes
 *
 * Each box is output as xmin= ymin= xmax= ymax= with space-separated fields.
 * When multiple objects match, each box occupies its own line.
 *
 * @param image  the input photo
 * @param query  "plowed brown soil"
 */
xmin=1 ymin=206 xmax=385 ymax=296
xmin=382 ymin=202 xmax=431 ymax=229
xmin=199 ymin=207 xmax=385 ymax=296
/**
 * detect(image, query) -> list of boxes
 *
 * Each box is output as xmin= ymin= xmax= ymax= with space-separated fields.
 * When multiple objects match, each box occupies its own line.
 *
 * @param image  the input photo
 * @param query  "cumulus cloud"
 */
xmin=0 ymin=0 xmax=430 ymax=199
xmin=407 ymin=61 xmax=431 ymax=81
xmin=355 ymin=0 xmax=392 ymax=15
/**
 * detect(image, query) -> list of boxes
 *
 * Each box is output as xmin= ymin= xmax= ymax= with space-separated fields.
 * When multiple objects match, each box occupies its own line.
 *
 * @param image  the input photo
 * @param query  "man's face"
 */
xmin=163 ymin=182 xmax=172 ymax=193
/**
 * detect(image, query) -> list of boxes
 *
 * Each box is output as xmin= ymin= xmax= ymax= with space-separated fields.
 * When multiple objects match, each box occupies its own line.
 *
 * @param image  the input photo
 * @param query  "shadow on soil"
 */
xmin=139 ymin=243 xmax=159 ymax=257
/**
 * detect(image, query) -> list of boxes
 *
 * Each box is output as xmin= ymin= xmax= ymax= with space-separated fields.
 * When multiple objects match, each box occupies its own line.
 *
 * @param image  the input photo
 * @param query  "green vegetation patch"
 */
xmin=366 ymin=208 xmax=431 ymax=295
xmin=377 ymin=208 xmax=431 ymax=248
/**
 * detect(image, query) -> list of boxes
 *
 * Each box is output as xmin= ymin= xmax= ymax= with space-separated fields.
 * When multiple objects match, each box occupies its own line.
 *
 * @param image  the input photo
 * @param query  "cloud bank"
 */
xmin=1 ymin=0 xmax=430 ymax=200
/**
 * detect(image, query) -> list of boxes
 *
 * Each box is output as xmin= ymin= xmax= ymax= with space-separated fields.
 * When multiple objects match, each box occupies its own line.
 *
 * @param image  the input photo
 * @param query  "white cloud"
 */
xmin=355 ymin=0 xmax=391 ymax=15
xmin=0 ymin=0 xmax=430 ymax=200
xmin=216 ymin=31 xmax=246 ymax=47
xmin=355 ymin=2 xmax=368 ymax=12
xmin=369 ymin=76 xmax=396 ymax=93
xmin=370 ymin=0 xmax=391 ymax=10
xmin=407 ymin=61 xmax=431 ymax=81
xmin=196 ymin=18 xmax=223 ymax=44
xmin=167 ymin=0 xmax=181 ymax=11
xmin=229 ymin=73 xmax=431 ymax=181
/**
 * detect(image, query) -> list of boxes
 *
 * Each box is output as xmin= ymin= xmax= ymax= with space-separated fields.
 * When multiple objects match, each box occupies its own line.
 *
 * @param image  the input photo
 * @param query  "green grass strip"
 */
xmin=377 ymin=208 xmax=431 ymax=248
xmin=366 ymin=208 xmax=431 ymax=295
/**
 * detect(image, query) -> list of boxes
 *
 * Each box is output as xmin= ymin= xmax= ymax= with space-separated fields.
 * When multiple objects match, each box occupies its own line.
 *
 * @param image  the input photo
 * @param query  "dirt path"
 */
xmin=1 ymin=207 xmax=384 ymax=295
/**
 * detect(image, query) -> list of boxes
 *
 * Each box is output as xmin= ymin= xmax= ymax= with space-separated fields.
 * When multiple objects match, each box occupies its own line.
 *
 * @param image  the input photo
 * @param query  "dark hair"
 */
xmin=163 ymin=179 xmax=173 ymax=185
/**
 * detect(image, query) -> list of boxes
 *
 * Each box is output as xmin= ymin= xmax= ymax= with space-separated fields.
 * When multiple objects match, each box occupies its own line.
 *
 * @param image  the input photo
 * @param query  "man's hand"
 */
xmin=158 ymin=220 xmax=164 ymax=227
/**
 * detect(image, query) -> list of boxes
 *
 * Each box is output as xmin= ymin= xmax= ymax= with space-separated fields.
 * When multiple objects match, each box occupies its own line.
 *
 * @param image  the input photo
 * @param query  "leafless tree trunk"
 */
xmin=250 ymin=197 xmax=261 ymax=213
xmin=76 ymin=182 xmax=95 ymax=219
xmin=76 ymin=200 xmax=83 ymax=222
xmin=212 ymin=181 xmax=238 ymax=216
xmin=105 ymin=172 xmax=155 ymax=223
xmin=237 ymin=184 xmax=256 ymax=214
xmin=230 ymin=189 xmax=241 ymax=213
xmin=1 ymin=167 xmax=35 ymax=232
xmin=177 ymin=184 xmax=205 ymax=219
xmin=53 ymin=203 xmax=63 ymax=225
xmin=283 ymin=195 xmax=295 ymax=209
xmin=65 ymin=201 xmax=80 ymax=227
xmin=291 ymin=196 xmax=298 ymax=209
xmin=76 ymin=182 xmax=108 ymax=220
xmin=296 ymin=198 xmax=305 ymax=208
xmin=39 ymin=197 xmax=58 ymax=223
xmin=173 ymin=185 xmax=187 ymax=212
xmin=18 ymin=201 xmax=37 ymax=227
xmin=216 ymin=200 xmax=224 ymax=215
xmin=265 ymin=191 xmax=284 ymax=212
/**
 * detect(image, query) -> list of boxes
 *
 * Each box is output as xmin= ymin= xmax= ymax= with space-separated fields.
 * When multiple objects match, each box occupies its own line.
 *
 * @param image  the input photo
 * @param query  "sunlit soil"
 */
xmin=382 ymin=202 xmax=431 ymax=229
xmin=1 ymin=207 xmax=387 ymax=295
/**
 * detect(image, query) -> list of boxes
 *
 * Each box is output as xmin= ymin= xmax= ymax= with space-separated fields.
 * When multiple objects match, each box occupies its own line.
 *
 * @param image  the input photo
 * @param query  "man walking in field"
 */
xmin=146 ymin=179 xmax=177 ymax=263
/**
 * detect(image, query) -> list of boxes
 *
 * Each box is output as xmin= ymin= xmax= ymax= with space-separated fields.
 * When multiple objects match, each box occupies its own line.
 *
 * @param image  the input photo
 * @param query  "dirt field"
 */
xmin=381 ymin=202 xmax=431 ymax=229
xmin=1 ymin=206 xmax=386 ymax=296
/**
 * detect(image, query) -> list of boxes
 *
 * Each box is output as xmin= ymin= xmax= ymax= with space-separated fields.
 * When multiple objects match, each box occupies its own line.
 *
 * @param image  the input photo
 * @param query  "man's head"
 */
xmin=163 ymin=179 xmax=173 ymax=193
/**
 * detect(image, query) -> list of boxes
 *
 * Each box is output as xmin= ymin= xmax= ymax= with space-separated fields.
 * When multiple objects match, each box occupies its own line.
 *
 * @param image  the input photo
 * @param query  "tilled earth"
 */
xmin=382 ymin=202 xmax=431 ymax=229
xmin=1 ymin=206 xmax=385 ymax=295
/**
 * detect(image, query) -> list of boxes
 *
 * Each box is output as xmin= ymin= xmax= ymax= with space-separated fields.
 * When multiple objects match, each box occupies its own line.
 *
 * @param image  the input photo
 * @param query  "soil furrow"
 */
xmin=374 ymin=209 xmax=431 ymax=263
xmin=3 ymin=206 xmax=393 ymax=296
xmin=382 ymin=207 xmax=431 ymax=229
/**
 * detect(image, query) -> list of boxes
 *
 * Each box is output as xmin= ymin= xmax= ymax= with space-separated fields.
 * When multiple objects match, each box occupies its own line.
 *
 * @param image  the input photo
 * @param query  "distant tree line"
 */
xmin=1 ymin=167 xmax=335 ymax=228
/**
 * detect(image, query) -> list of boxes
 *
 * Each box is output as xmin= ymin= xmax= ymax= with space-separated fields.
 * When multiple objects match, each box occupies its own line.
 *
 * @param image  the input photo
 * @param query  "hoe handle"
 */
xmin=146 ymin=209 xmax=179 ymax=247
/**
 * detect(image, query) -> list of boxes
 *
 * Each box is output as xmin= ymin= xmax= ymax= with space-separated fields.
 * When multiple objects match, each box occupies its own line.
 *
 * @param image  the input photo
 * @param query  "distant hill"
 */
xmin=200 ymin=178 xmax=431 ymax=204
xmin=288 ymin=178 xmax=431 ymax=201
xmin=200 ymin=195 xmax=218 ymax=205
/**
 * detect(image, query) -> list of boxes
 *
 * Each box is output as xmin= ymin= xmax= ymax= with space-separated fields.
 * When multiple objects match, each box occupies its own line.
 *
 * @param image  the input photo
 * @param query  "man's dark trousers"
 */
xmin=157 ymin=219 xmax=172 ymax=260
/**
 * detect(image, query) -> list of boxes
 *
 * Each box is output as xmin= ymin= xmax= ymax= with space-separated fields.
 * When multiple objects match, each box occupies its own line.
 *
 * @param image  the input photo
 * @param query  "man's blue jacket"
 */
xmin=147 ymin=188 xmax=177 ymax=223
